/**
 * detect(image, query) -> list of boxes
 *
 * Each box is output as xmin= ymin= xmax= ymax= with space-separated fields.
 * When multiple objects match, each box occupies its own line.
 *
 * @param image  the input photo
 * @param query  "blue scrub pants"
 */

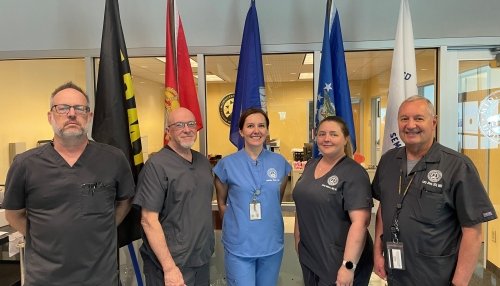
xmin=224 ymin=248 xmax=284 ymax=286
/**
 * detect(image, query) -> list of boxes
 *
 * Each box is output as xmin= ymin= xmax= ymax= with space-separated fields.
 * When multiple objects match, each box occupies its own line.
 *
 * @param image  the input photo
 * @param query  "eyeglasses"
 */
xmin=51 ymin=104 xmax=90 ymax=115
xmin=168 ymin=121 xmax=197 ymax=130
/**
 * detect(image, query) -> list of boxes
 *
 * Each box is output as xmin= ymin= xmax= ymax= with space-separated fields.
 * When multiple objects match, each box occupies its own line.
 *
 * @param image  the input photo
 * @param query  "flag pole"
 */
xmin=326 ymin=0 xmax=332 ymax=22
xmin=167 ymin=0 xmax=177 ymax=70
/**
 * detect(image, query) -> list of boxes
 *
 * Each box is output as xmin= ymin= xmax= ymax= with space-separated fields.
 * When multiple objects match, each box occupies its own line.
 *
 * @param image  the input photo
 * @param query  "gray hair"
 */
xmin=399 ymin=95 xmax=436 ymax=117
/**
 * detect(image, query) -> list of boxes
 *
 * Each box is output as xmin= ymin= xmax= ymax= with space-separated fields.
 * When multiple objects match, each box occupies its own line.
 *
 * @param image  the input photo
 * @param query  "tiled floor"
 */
xmin=118 ymin=232 xmax=498 ymax=286
xmin=117 ymin=210 xmax=498 ymax=285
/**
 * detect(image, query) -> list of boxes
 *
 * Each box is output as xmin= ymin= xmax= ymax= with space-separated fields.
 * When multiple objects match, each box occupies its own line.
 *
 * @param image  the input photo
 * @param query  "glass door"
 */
xmin=455 ymin=50 xmax=500 ymax=270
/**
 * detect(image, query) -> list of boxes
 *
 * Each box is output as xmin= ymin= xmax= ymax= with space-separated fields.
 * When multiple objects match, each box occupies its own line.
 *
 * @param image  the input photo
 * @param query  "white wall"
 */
xmin=1 ymin=0 xmax=500 ymax=59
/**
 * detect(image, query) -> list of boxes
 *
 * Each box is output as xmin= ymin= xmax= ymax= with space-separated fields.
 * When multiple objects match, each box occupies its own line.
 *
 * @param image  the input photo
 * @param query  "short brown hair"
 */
xmin=50 ymin=81 xmax=89 ymax=107
xmin=238 ymin=108 xmax=269 ymax=130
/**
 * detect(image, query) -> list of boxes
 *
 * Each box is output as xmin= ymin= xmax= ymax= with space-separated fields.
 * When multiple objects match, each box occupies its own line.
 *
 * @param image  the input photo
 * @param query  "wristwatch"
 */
xmin=342 ymin=260 xmax=357 ymax=270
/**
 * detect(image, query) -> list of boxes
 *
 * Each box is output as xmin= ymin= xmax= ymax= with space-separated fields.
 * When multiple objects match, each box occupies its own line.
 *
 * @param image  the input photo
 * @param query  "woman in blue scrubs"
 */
xmin=293 ymin=116 xmax=373 ymax=286
xmin=214 ymin=108 xmax=291 ymax=286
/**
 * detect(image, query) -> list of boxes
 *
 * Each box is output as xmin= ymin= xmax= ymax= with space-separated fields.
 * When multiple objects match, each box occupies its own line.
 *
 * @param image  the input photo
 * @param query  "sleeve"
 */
xmin=3 ymin=156 xmax=27 ymax=210
xmin=213 ymin=158 xmax=228 ymax=184
xmin=371 ymin=168 xmax=381 ymax=201
xmin=283 ymin=156 xmax=292 ymax=178
xmin=451 ymin=159 xmax=497 ymax=226
xmin=132 ymin=160 xmax=167 ymax=212
xmin=344 ymin=164 xmax=373 ymax=210
xmin=115 ymin=151 xmax=136 ymax=200
xmin=371 ymin=154 xmax=388 ymax=201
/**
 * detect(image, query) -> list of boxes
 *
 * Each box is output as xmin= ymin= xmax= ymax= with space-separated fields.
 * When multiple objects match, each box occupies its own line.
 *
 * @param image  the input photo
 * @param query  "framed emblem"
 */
xmin=479 ymin=90 xmax=500 ymax=143
xmin=219 ymin=93 xmax=235 ymax=125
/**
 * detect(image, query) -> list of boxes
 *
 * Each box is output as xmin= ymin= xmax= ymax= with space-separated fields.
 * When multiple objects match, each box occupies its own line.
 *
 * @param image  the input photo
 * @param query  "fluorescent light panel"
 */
xmin=155 ymin=57 xmax=198 ymax=68
xmin=299 ymin=72 xmax=313 ymax=80
xmin=303 ymin=54 xmax=313 ymax=65
xmin=194 ymin=74 xmax=224 ymax=82
xmin=205 ymin=74 xmax=224 ymax=82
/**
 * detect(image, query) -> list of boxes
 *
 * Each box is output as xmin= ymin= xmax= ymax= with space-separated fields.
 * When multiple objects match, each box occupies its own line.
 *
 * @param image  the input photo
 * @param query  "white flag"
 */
xmin=382 ymin=0 xmax=418 ymax=154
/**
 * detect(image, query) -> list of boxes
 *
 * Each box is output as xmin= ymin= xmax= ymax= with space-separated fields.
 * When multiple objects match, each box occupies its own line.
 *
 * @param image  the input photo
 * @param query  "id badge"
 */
xmin=250 ymin=202 xmax=262 ymax=220
xmin=386 ymin=242 xmax=405 ymax=270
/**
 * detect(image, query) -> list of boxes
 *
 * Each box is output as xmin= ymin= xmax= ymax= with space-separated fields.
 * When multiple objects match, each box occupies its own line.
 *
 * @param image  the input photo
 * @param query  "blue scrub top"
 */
xmin=214 ymin=149 xmax=291 ymax=257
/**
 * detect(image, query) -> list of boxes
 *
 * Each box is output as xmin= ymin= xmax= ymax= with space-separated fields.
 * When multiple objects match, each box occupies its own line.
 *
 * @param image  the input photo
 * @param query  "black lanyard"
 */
xmin=390 ymin=171 xmax=415 ymax=243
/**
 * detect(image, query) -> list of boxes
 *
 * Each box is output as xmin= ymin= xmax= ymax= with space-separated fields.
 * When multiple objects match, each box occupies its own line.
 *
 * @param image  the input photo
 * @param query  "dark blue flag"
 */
xmin=230 ymin=0 xmax=265 ymax=149
xmin=314 ymin=1 xmax=356 ymax=157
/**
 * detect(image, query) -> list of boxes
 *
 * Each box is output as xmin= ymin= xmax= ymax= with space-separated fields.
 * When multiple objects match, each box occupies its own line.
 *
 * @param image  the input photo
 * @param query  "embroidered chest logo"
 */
xmin=422 ymin=169 xmax=443 ymax=188
xmin=427 ymin=170 xmax=442 ymax=182
xmin=267 ymin=168 xmax=277 ymax=179
xmin=266 ymin=168 xmax=279 ymax=182
xmin=322 ymin=175 xmax=339 ymax=191
xmin=327 ymin=175 xmax=339 ymax=186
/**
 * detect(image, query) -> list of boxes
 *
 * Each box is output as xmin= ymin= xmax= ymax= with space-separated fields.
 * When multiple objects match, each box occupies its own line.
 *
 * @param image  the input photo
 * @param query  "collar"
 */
xmin=396 ymin=142 xmax=442 ymax=175
xmin=164 ymin=145 xmax=193 ymax=164
xmin=238 ymin=148 xmax=267 ymax=162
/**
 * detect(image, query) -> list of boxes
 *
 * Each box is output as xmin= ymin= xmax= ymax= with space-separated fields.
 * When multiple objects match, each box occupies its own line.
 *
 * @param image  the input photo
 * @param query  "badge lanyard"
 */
xmin=247 ymin=159 xmax=264 ymax=220
xmin=386 ymin=171 xmax=415 ymax=270
xmin=391 ymin=171 xmax=415 ymax=243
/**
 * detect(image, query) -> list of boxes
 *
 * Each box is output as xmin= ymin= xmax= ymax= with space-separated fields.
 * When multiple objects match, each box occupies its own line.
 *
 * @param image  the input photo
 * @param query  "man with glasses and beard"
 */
xmin=4 ymin=82 xmax=135 ymax=285
xmin=133 ymin=107 xmax=214 ymax=286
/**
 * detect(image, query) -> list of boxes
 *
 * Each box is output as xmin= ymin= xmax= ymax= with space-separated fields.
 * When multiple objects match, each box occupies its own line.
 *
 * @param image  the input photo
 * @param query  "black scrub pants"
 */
xmin=143 ymin=257 xmax=210 ymax=286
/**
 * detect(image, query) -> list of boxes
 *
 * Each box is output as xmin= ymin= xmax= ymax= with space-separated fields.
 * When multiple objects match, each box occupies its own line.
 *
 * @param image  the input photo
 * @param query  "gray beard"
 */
xmin=180 ymin=141 xmax=194 ymax=149
xmin=52 ymin=125 xmax=88 ymax=140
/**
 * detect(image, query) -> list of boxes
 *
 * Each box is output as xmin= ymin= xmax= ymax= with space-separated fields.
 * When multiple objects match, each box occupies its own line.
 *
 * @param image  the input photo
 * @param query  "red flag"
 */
xmin=164 ymin=0 xmax=202 ymax=145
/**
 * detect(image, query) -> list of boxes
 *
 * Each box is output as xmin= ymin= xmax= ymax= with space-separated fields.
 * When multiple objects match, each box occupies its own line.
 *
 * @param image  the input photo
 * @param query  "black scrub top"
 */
xmin=372 ymin=143 xmax=497 ymax=286
xmin=294 ymin=156 xmax=374 ymax=283
xmin=133 ymin=147 xmax=215 ymax=269
xmin=4 ymin=141 xmax=135 ymax=286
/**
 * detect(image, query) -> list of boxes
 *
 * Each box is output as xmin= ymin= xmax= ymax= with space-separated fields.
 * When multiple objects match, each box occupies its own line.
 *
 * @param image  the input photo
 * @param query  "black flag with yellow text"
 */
xmin=92 ymin=0 xmax=144 ymax=247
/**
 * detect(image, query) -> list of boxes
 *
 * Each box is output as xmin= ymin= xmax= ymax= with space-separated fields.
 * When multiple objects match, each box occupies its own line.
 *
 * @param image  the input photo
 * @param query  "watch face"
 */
xmin=345 ymin=261 xmax=354 ymax=269
xmin=219 ymin=93 xmax=235 ymax=125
